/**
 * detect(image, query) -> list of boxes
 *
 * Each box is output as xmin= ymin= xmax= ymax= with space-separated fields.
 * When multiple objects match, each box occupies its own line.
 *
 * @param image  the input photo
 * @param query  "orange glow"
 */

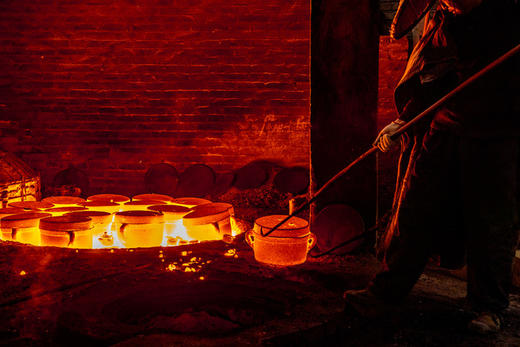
xmin=247 ymin=215 xmax=317 ymax=266
xmin=224 ymin=248 xmax=237 ymax=257
xmin=2 ymin=197 xmax=245 ymax=250
xmin=19 ymin=270 xmax=26 ymax=276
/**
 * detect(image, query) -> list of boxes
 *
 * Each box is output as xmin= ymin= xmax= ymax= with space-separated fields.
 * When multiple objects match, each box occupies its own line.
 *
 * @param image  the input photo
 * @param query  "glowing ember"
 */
xmin=19 ymin=270 xmax=26 ymax=276
xmin=224 ymin=249 xmax=237 ymax=257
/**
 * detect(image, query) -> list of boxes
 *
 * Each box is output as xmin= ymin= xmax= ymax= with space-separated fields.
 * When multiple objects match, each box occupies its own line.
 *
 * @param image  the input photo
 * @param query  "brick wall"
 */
xmin=0 ymin=0 xmax=309 ymax=195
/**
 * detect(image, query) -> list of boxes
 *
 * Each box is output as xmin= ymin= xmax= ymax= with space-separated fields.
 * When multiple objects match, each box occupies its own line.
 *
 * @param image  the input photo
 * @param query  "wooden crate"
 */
xmin=0 ymin=151 xmax=41 ymax=207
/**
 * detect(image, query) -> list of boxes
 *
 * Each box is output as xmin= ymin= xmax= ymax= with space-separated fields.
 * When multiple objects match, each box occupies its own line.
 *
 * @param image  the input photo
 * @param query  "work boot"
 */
xmin=343 ymin=288 xmax=398 ymax=318
xmin=467 ymin=312 xmax=503 ymax=334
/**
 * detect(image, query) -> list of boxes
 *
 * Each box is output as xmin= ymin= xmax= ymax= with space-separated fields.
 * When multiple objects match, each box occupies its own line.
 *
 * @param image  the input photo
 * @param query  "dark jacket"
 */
xmin=395 ymin=0 xmax=520 ymax=138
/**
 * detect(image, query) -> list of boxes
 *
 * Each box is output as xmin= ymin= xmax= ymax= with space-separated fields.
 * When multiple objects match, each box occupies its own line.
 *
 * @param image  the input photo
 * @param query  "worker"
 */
xmin=344 ymin=0 xmax=520 ymax=333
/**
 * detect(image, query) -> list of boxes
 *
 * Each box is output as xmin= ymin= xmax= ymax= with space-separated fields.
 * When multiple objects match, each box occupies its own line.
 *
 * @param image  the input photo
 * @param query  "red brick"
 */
xmin=0 ymin=0 xmax=310 ymax=194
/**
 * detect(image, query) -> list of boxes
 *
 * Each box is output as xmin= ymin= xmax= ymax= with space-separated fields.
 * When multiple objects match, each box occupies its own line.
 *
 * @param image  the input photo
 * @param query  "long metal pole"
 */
xmin=261 ymin=43 xmax=520 ymax=237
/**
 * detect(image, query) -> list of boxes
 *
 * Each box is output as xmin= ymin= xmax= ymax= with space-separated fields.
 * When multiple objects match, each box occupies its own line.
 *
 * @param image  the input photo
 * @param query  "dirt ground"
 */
xmin=1 ymin=231 xmax=519 ymax=347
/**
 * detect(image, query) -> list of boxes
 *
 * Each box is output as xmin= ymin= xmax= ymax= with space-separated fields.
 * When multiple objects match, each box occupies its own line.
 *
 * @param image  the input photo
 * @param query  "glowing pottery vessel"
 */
xmin=1 ymin=212 xmax=51 ymax=246
xmin=40 ymin=215 xmax=93 ymax=249
xmin=114 ymin=211 xmax=164 ymax=248
xmin=182 ymin=203 xmax=233 ymax=241
xmin=247 ymin=215 xmax=316 ymax=266
xmin=65 ymin=211 xmax=112 ymax=238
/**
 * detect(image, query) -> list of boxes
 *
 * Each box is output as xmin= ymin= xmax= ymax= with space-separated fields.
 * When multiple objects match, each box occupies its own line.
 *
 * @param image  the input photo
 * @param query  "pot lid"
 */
xmin=1 ymin=212 xmax=52 ymax=228
xmin=42 ymin=196 xmax=86 ymax=205
xmin=253 ymin=215 xmax=309 ymax=238
xmin=65 ymin=211 xmax=112 ymax=224
xmin=9 ymin=201 xmax=54 ymax=210
xmin=148 ymin=204 xmax=191 ymax=219
xmin=133 ymin=194 xmax=174 ymax=203
xmin=123 ymin=200 xmax=164 ymax=206
xmin=171 ymin=197 xmax=212 ymax=208
xmin=0 ymin=207 xmax=25 ymax=217
xmin=114 ymin=210 xmax=164 ymax=224
xmin=40 ymin=215 xmax=92 ymax=231
xmin=82 ymin=201 xmax=119 ymax=208
xmin=45 ymin=206 xmax=88 ymax=214
xmin=182 ymin=203 xmax=231 ymax=226
xmin=87 ymin=194 xmax=130 ymax=203
xmin=191 ymin=202 xmax=234 ymax=216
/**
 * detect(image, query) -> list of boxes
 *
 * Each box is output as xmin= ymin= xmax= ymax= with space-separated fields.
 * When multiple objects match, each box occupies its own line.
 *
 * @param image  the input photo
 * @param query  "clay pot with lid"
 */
xmin=65 ymin=211 xmax=112 ymax=238
xmin=148 ymin=204 xmax=191 ymax=237
xmin=40 ymin=215 xmax=93 ymax=248
xmin=247 ymin=215 xmax=317 ymax=266
xmin=1 ymin=212 xmax=52 ymax=246
xmin=114 ymin=211 xmax=164 ymax=248
xmin=182 ymin=203 xmax=233 ymax=241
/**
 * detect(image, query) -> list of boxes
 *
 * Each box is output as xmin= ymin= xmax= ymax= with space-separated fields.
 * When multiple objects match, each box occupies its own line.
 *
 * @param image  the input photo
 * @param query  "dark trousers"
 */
xmin=371 ymin=127 xmax=519 ymax=313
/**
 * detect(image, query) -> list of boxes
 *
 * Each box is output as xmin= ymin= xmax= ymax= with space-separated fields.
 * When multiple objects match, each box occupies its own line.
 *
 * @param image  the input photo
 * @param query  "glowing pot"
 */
xmin=247 ymin=215 xmax=316 ymax=266
xmin=1 ymin=212 xmax=51 ymax=246
xmin=65 ymin=211 xmax=112 ymax=238
xmin=40 ymin=215 xmax=93 ymax=249
xmin=147 ymin=204 xmax=191 ymax=237
xmin=182 ymin=203 xmax=233 ymax=241
xmin=114 ymin=211 xmax=164 ymax=248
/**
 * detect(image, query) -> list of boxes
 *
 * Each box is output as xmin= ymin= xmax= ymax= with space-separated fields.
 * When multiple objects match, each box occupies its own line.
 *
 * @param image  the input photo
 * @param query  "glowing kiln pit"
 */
xmin=0 ymin=195 xmax=244 ymax=249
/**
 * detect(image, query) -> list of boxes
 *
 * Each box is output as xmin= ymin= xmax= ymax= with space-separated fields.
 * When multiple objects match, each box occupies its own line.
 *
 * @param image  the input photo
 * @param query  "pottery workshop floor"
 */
xmin=1 ymin=233 xmax=519 ymax=347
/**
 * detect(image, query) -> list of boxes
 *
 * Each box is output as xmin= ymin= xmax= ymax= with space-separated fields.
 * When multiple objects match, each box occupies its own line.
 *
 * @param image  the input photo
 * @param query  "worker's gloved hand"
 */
xmin=373 ymin=119 xmax=405 ymax=152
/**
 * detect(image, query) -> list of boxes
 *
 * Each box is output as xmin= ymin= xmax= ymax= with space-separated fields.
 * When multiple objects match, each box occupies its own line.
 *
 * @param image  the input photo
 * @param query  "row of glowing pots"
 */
xmin=0 ymin=194 xmax=235 ymax=249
